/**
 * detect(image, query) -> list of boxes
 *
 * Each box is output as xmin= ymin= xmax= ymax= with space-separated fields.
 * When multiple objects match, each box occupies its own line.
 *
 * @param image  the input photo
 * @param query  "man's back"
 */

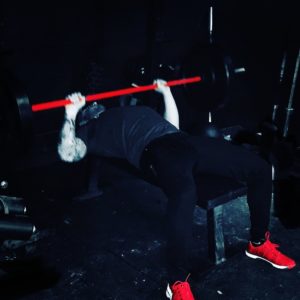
xmin=77 ymin=106 xmax=179 ymax=167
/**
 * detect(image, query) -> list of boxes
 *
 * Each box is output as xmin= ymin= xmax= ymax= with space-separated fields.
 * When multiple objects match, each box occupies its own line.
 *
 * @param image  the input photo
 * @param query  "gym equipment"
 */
xmin=0 ymin=216 xmax=35 ymax=240
xmin=283 ymin=49 xmax=300 ymax=137
xmin=0 ymin=71 xmax=32 ymax=131
xmin=0 ymin=46 xmax=242 ymax=149
xmin=0 ymin=181 xmax=8 ymax=190
xmin=31 ymin=77 xmax=201 ymax=112
xmin=0 ymin=195 xmax=27 ymax=216
xmin=0 ymin=193 xmax=35 ymax=241
xmin=182 ymin=44 xmax=236 ymax=111
xmin=0 ymin=70 xmax=32 ymax=149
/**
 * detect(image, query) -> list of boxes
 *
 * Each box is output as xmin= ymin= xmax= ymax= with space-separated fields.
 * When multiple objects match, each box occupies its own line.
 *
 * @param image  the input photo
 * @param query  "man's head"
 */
xmin=78 ymin=102 xmax=106 ymax=126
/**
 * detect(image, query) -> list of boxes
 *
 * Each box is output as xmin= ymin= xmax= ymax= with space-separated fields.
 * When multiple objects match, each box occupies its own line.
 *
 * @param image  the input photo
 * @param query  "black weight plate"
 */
xmin=0 ymin=70 xmax=32 ymax=151
xmin=182 ymin=44 xmax=232 ymax=111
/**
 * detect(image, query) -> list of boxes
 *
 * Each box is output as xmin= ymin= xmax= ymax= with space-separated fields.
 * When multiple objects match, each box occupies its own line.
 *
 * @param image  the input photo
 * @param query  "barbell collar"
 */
xmin=234 ymin=67 xmax=246 ymax=74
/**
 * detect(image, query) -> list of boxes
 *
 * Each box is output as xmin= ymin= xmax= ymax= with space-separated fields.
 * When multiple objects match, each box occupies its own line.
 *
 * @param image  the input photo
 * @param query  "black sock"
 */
xmin=168 ymin=271 xmax=190 ymax=285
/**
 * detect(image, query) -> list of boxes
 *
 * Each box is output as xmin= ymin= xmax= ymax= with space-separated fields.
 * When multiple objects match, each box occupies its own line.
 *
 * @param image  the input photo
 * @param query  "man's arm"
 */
xmin=154 ymin=79 xmax=180 ymax=129
xmin=57 ymin=93 xmax=87 ymax=162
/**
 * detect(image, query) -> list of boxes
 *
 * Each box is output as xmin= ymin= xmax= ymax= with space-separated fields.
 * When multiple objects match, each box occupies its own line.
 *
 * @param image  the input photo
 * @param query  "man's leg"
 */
xmin=140 ymin=133 xmax=200 ymax=284
xmin=187 ymin=135 xmax=272 ymax=240
xmin=187 ymin=136 xmax=295 ymax=269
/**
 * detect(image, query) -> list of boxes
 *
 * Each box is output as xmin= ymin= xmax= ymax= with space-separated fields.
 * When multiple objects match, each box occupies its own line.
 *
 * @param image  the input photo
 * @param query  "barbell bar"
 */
xmin=31 ymin=76 xmax=202 ymax=112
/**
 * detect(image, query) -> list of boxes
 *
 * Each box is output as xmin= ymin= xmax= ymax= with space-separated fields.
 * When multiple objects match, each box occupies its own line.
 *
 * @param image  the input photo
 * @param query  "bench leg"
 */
xmin=207 ymin=206 xmax=226 ymax=264
xmin=73 ymin=157 xmax=103 ymax=201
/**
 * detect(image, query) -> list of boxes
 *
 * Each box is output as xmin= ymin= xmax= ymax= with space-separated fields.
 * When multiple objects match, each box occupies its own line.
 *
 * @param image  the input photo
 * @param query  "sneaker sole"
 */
xmin=166 ymin=284 xmax=172 ymax=299
xmin=245 ymin=250 xmax=290 ymax=269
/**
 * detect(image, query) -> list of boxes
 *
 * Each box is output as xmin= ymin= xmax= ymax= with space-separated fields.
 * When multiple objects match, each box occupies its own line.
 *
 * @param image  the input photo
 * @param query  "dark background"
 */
xmin=0 ymin=3 xmax=299 ymax=299
xmin=1 ymin=0 xmax=299 ymax=139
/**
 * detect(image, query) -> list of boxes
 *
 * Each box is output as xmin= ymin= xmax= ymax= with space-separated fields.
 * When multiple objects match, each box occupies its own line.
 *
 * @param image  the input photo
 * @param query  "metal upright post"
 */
xmin=283 ymin=49 xmax=300 ymax=137
xmin=209 ymin=6 xmax=214 ymax=44
xmin=272 ymin=51 xmax=287 ymax=122
xmin=209 ymin=3 xmax=213 ymax=127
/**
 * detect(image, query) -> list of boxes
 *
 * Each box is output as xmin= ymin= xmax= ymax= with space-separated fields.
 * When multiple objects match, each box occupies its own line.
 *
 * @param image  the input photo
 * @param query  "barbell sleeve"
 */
xmin=31 ymin=76 xmax=201 ymax=112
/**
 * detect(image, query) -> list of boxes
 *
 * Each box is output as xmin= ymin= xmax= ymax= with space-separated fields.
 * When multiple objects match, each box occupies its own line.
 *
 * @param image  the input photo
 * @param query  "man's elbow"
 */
xmin=172 ymin=117 xmax=180 ymax=129
xmin=57 ymin=145 xmax=77 ymax=163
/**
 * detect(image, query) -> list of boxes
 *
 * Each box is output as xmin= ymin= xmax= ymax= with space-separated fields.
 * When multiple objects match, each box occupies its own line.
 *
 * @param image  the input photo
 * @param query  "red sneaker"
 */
xmin=245 ymin=232 xmax=296 ymax=269
xmin=166 ymin=280 xmax=195 ymax=300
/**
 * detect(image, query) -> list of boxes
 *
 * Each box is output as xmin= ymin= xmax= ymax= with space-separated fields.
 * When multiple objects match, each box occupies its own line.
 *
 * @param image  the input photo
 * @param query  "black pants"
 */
xmin=139 ymin=132 xmax=272 ymax=282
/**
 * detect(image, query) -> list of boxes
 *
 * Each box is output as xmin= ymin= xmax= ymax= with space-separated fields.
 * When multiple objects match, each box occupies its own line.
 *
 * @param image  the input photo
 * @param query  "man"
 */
xmin=58 ymin=80 xmax=296 ymax=300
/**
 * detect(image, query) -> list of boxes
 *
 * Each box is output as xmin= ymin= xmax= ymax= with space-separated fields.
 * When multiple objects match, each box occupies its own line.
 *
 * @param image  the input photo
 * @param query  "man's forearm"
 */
xmin=57 ymin=113 xmax=87 ymax=162
xmin=162 ymin=89 xmax=180 ymax=129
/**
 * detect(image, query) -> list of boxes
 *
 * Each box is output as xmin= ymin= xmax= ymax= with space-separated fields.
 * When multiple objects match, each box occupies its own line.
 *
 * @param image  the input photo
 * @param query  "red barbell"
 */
xmin=31 ymin=76 xmax=201 ymax=112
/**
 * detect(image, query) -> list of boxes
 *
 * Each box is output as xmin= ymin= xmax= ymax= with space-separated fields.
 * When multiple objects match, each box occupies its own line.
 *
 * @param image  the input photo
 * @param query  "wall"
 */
xmin=0 ymin=0 xmax=299 ymax=139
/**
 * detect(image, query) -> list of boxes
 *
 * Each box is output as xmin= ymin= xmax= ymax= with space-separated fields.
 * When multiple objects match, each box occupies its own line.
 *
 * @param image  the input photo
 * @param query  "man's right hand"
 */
xmin=65 ymin=92 xmax=86 ymax=119
xmin=154 ymin=79 xmax=171 ymax=95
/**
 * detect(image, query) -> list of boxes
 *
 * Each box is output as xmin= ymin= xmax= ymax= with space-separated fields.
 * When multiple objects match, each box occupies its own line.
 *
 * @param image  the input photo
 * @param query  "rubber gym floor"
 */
xmin=0 ymin=143 xmax=299 ymax=300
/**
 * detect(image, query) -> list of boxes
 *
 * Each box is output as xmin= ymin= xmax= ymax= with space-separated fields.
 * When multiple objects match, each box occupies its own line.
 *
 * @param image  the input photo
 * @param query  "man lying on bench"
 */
xmin=57 ymin=79 xmax=296 ymax=300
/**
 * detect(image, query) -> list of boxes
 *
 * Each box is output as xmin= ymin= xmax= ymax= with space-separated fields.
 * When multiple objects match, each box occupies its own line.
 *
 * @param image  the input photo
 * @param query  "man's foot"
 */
xmin=166 ymin=280 xmax=195 ymax=300
xmin=245 ymin=232 xmax=296 ymax=269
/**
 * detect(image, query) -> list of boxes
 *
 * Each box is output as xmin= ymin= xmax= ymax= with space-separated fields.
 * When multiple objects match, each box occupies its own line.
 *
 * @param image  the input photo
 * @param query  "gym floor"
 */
xmin=0 ymin=145 xmax=299 ymax=300
xmin=1 ymin=1 xmax=299 ymax=299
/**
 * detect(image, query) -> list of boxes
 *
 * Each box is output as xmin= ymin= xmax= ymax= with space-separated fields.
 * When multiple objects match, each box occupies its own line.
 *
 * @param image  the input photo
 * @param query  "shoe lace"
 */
xmin=263 ymin=238 xmax=281 ymax=259
xmin=172 ymin=274 xmax=194 ymax=300
xmin=260 ymin=232 xmax=293 ymax=264
xmin=185 ymin=273 xmax=191 ymax=282
xmin=172 ymin=273 xmax=191 ymax=287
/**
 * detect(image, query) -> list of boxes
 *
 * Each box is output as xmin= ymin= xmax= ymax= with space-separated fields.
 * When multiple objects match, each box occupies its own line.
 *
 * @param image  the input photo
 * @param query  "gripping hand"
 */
xmin=154 ymin=79 xmax=171 ymax=95
xmin=65 ymin=92 xmax=86 ymax=119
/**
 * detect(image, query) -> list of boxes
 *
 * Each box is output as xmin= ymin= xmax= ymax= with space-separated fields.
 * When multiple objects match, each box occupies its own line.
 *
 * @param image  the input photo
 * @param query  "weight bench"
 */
xmin=75 ymin=155 xmax=248 ymax=265
xmin=195 ymin=174 xmax=247 ymax=264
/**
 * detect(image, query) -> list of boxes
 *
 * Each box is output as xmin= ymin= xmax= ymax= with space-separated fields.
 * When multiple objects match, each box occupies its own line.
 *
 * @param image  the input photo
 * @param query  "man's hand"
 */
xmin=153 ymin=78 xmax=179 ymax=129
xmin=65 ymin=92 xmax=86 ymax=119
xmin=154 ymin=79 xmax=171 ymax=95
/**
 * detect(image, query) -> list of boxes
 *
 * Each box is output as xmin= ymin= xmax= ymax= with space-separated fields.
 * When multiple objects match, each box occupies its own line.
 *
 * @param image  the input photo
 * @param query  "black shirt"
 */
xmin=77 ymin=106 xmax=179 ymax=168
